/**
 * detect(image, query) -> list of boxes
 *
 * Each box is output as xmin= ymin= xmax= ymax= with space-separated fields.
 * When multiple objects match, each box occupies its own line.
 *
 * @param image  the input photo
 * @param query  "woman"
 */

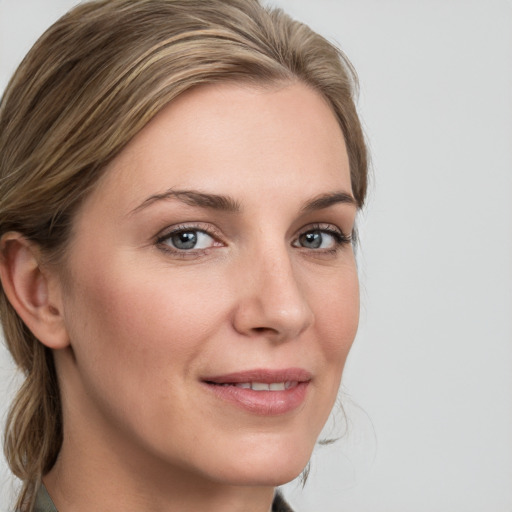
xmin=0 ymin=0 xmax=368 ymax=510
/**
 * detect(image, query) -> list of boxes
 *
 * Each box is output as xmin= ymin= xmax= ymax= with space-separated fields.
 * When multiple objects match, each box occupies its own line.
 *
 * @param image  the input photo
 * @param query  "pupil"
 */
xmin=302 ymin=231 xmax=321 ymax=248
xmin=173 ymin=231 xmax=197 ymax=249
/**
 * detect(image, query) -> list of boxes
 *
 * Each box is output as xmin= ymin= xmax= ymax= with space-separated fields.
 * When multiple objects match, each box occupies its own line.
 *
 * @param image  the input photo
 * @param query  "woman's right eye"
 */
xmin=157 ymin=227 xmax=218 ymax=252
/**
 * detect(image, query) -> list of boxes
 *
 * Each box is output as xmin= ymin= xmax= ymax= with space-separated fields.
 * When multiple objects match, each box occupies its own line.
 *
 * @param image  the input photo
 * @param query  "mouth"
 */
xmin=201 ymin=368 xmax=311 ymax=415
xmin=213 ymin=381 xmax=299 ymax=391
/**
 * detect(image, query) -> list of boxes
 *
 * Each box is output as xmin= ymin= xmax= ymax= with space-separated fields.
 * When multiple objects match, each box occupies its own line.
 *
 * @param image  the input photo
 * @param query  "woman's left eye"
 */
xmin=292 ymin=227 xmax=350 ymax=251
xmin=158 ymin=228 xmax=217 ymax=251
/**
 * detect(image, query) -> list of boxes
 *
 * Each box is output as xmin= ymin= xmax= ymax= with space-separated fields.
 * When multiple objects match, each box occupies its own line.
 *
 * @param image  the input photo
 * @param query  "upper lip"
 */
xmin=203 ymin=368 xmax=312 ymax=384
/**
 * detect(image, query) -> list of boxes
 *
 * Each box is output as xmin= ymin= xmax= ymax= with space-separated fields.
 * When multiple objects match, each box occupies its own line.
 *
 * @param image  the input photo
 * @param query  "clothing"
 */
xmin=272 ymin=492 xmax=295 ymax=512
xmin=34 ymin=485 xmax=294 ymax=512
xmin=33 ymin=485 xmax=56 ymax=512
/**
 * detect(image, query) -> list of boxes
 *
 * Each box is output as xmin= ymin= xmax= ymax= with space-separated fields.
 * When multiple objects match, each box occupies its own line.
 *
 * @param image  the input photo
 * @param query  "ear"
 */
xmin=0 ymin=232 xmax=70 ymax=349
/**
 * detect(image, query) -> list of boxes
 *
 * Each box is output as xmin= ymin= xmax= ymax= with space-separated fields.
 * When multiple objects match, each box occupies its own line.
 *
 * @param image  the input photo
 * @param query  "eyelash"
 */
xmin=155 ymin=222 xmax=352 ymax=257
xmin=295 ymin=223 xmax=352 ymax=254
xmin=155 ymin=223 xmax=222 ymax=258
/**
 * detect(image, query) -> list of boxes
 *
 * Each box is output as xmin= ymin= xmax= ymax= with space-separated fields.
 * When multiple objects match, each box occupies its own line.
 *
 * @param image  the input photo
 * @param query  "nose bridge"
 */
xmin=233 ymin=242 xmax=314 ymax=340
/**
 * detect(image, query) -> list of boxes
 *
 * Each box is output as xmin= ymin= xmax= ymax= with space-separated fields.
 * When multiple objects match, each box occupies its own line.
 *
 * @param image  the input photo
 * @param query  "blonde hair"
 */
xmin=0 ymin=0 xmax=368 ymax=509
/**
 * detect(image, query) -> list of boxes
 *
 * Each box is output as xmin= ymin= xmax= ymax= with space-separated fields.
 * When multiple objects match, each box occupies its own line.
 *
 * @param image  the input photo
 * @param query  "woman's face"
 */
xmin=54 ymin=82 xmax=359 ymax=487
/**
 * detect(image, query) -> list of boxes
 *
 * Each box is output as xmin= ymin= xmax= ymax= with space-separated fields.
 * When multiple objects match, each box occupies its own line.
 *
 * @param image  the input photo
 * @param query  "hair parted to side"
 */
xmin=0 ymin=0 xmax=368 ymax=509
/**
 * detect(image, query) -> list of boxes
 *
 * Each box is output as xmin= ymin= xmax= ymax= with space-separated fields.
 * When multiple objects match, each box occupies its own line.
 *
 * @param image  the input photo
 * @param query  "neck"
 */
xmin=44 ymin=440 xmax=276 ymax=512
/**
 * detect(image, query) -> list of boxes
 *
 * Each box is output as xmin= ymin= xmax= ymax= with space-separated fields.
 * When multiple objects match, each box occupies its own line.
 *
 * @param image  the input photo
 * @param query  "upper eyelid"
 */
xmin=298 ymin=223 xmax=339 ymax=232
xmin=296 ymin=222 xmax=350 ymax=238
xmin=156 ymin=222 xmax=222 ymax=240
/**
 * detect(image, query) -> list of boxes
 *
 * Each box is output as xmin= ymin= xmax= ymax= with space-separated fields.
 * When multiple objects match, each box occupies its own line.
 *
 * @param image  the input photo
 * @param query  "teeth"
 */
xmin=231 ymin=381 xmax=298 ymax=391
xmin=251 ymin=382 xmax=269 ymax=391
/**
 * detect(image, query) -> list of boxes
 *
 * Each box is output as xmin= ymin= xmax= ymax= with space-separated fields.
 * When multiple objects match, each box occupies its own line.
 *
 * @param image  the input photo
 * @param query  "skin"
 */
xmin=4 ymin=82 xmax=359 ymax=511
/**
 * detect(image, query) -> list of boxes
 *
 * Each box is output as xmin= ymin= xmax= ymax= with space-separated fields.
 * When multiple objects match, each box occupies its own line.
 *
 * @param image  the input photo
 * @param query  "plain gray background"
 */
xmin=1 ymin=1 xmax=511 ymax=511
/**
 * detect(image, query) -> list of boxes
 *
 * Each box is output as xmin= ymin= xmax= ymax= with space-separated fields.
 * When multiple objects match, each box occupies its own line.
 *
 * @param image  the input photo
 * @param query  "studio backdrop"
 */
xmin=1 ymin=1 xmax=511 ymax=511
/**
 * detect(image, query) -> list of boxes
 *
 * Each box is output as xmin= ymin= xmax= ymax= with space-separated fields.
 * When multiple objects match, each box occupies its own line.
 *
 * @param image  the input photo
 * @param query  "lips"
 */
xmin=202 ymin=368 xmax=311 ymax=415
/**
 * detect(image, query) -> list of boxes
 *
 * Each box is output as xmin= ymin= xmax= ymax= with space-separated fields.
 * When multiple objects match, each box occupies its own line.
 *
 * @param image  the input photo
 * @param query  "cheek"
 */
xmin=63 ymin=260 xmax=227 ymax=384
xmin=311 ymin=267 xmax=359 ymax=404
xmin=59 ymin=262 xmax=232 ymax=452
xmin=314 ymin=267 xmax=359 ymax=355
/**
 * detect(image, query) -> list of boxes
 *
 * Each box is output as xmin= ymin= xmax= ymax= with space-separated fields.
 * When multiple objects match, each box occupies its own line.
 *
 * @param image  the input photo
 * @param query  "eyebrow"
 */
xmin=130 ymin=188 xmax=356 ymax=216
xmin=300 ymin=191 xmax=357 ymax=212
xmin=130 ymin=189 xmax=241 ymax=215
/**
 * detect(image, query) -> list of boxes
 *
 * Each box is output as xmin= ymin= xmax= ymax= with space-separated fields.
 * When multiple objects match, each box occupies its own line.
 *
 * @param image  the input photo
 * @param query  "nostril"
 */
xmin=252 ymin=326 xmax=277 ymax=334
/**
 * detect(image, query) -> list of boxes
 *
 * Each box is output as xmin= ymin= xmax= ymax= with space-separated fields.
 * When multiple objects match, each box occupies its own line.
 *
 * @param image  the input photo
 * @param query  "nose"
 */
xmin=232 ymin=246 xmax=314 ymax=342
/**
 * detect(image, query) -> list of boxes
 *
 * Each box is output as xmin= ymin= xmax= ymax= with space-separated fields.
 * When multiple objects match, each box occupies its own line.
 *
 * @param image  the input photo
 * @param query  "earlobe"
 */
xmin=0 ymin=233 xmax=70 ymax=349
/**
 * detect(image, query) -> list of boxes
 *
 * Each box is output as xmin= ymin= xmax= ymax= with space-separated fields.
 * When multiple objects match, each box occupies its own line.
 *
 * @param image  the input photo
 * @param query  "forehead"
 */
xmin=82 ymin=81 xmax=351 ymax=216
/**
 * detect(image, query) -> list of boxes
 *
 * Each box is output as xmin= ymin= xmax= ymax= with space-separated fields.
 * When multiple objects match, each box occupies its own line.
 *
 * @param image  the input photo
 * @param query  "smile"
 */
xmin=202 ymin=369 xmax=311 ymax=415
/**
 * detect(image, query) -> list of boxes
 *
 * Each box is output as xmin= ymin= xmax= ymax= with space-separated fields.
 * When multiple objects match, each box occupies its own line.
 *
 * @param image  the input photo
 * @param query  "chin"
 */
xmin=199 ymin=433 xmax=316 ymax=487
xmin=210 ymin=460 xmax=309 ymax=488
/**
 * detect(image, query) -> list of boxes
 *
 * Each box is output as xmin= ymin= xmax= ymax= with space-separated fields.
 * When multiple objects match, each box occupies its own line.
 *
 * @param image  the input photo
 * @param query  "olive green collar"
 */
xmin=34 ymin=485 xmax=57 ymax=512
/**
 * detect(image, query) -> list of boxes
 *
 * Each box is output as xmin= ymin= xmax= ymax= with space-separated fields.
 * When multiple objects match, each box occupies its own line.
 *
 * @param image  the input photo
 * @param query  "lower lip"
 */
xmin=203 ymin=382 xmax=309 ymax=415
